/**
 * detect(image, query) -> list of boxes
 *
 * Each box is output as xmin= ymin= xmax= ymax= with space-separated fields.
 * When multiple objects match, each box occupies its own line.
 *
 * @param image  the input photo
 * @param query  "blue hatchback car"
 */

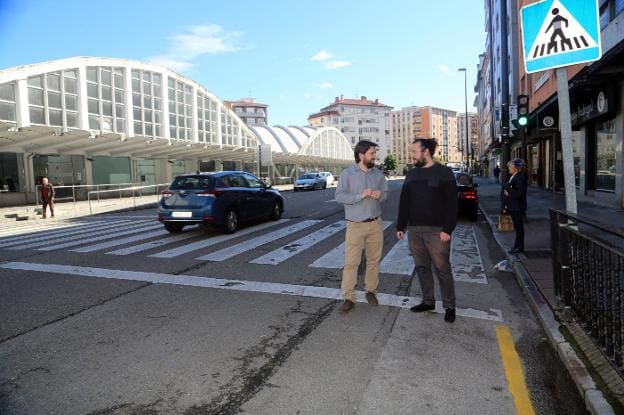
xmin=158 ymin=171 xmax=284 ymax=234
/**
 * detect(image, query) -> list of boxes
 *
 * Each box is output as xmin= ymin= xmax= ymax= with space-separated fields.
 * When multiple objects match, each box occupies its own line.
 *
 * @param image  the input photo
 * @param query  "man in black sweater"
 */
xmin=396 ymin=138 xmax=458 ymax=323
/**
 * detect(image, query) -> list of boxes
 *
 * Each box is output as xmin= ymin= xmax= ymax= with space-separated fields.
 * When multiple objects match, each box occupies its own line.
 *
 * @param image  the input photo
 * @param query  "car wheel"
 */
xmin=222 ymin=209 xmax=238 ymax=234
xmin=270 ymin=200 xmax=282 ymax=221
xmin=322 ymin=182 xmax=327 ymax=189
xmin=164 ymin=223 xmax=184 ymax=233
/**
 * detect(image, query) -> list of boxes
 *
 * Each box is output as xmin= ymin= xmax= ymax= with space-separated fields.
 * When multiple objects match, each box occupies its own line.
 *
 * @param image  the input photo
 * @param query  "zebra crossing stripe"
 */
xmin=6 ymin=220 xmax=153 ymax=250
xmin=310 ymin=221 xmax=393 ymax=269
xmin=0 ymin=221 xmax=89 ymax=240
xmin=36 ymin=223 xmax=164 ymax=251
xmin=196 ymin=220 xmax=321 ymax=261
xmin=149 ymin=219 xmax=290 ymax=259
xmin=0 ymin=261 xmax=504 ymax=322
xmin=106 ymin=227 xmax=200 ymax=255
xmin=451 ymin=225 xmax=488 ymax=284
xmin=0 ymin=220 xmax=122 ymax=248
xmin=250 ymin=220 xmax=346 ymax=265
xmin=379 ymin=236 xmax=415 ymax=275
xmin=71 ymin=229 xmax=170 ymax=253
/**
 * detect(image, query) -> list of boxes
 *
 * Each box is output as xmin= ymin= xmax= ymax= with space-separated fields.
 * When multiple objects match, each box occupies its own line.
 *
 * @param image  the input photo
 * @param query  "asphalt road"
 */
xmin=0 ymin=178 xmax=585 ymax=414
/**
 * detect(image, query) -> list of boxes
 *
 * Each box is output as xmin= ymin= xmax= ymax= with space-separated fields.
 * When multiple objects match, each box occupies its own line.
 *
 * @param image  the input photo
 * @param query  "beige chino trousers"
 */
xmin=341 ymin=218 xmax=384 ymax=302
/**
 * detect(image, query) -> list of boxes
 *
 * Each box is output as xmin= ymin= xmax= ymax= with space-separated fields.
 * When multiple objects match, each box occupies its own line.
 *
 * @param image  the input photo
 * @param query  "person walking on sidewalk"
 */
xmin=40 ymin=177 xmax=55 ymax=219
xmin=335 ymin=140 xmax=388 ymax=313
xmin=493 ymin=164 xmax=501 ymax=184
xmin=396 ymin=138 xmax=458 ymax=323
xmin=504 ymin=159 xmax=527 ymax=253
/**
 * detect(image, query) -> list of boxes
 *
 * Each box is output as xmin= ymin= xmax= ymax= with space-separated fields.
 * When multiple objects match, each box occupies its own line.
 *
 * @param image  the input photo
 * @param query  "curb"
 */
xmin=480 ymin=203 xmax=614 ymax=415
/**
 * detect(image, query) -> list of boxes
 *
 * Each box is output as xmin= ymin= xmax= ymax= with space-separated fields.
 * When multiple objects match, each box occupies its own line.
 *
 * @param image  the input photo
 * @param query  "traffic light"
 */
xmin=516 ymin=94 xmax=529 ymax=127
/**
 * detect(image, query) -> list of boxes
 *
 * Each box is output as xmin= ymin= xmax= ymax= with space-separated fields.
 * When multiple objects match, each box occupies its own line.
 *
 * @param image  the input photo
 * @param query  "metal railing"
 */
xmin=87 ymin=183 xmax=170 ymax=214
xmin=35 ymin=183 xmax=140 ymax=208
xmin=550 ymin=208 xmax=624 ymax=370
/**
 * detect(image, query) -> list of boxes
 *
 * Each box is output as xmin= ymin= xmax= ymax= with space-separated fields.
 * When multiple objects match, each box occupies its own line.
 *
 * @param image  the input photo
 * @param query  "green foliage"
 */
xmin=383 ymin=154 xmax=398 ymax=172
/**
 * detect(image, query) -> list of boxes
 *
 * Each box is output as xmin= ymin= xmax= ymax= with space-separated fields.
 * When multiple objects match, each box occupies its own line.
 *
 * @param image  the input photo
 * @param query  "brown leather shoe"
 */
xmin=365 ymin=292 xmax=379 ymax=306
xmin=340 ymin=299 xmax=355 ymax=313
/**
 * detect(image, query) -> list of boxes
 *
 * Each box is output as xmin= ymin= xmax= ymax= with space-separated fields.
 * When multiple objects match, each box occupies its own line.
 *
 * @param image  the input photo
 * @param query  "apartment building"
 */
xmin=390 ymin=106 xmax=420 ymax=168
xmin=224 ymin=98 xmax=268 ymax=126
xmin=308 ymin=95 xmax=393 ymax=161
xmin=457 ymin=112 xmax=480 ymax=168
xmin=418 ymin=106 xmax=461 ymax=164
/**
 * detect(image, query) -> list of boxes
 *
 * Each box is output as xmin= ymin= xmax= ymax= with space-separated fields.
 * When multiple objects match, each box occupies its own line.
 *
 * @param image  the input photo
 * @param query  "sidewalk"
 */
xmin=477 ymin=176 xmax=624 ymax=413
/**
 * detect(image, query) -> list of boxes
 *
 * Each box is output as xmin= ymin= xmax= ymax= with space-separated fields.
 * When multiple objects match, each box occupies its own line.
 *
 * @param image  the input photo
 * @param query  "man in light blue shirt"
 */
xmin=335 ymin=140 xmax=388 ymax=313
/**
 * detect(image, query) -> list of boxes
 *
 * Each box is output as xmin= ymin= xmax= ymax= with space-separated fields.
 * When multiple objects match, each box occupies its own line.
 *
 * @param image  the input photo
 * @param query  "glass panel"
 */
xmin=29 ymin=106 xmax=45 ymax=124
xmin=116 ymin=104 xmax=124 ymax=118
xmin=155 ymin=124 xmax=161 ymax=137
xmin=143 ymin=82 xmax=151 ymax=93
xmin=177 ymin=103 xmax=184 ymax=114
xmin=144 ymin=109 xmax=152 ymax=122
xmin=115 ymin=89 xmax=123 ymax=103
xmin=154 ymin=110 xmax=161 ymax=124
xmin=103 ymin=101 xmax=112 ymax=116
xmin=133 ymin=107 xmax=142 ymax=121
xmin=178 ymin=115 xmax=184 ymax=126
xmin=143 ymin=72 xmax=151 ymax=82
xmin=167 ymin=78 xmax=174 ymax=88
xmin=132 ymin=78 xmax=140 ymax=93
xmin=101 ymin=117 xmax=113 ymax=132
xmin=88 ymin=99 xmax=99 ymax=114
xmin=131 ymin=69 xmax=140 ymax=79
xmin=0 ymin=101 xmax=16 ymax=121
xmin=134 ymin=121 xmax=142 ymax=135
xmin=63 ymin=69 xmax=76 ymax=78
xmin=168 ymin=101 xmax=175 ymax=112
xmin=596 ymin=119 xmax=616 ymax=191
xmin=116 ymin=118 xmax=125 ymax=132
xmin=132 ymin=93 xmax=141 ymax=106
xmin=145 ymin=123 xmax=153 ymax=136
xmin=177 ymin=90 xmax=183 ymax=102
xmin=48 ymin=109 xmax=62 ymax=126
xmin=65 ymin=94 xmax=77 ymax=111
xmin=113 ymin=68 xmax=123 ymax=75
xmin=66 ymin=111 xmax=77 ymax=127
xmin=143 ymin=95 xmax=152 ymax=109
xmin=101 ymin=70 xmax=112 ymax=85
xmin=169 ymin=114 xmax=176 ymax=126
xmin=28 ymin=88 xmax=44 ymax=106
xmin=28 ymin=76 xmax=43 ymax=87
xmin=153 ymin=73 xmax=161 ymax=83
xmin=153 ymin=98 xmax=161 ymax=110
xmin=64 ymin=77 xmax=77 ymax=94
xmin=0 ymin=83 xmax=15 ymax=101
xmin=87 ymin=83 xmax=98 ymax=99
xmin=114 ymin=74 xmax=124 ymax=88
xmin=86 ymin=68 xmax=97 ymax=82
xmin=102 ymin=86 xmax=112 ymax=101
xmin=153 ymin=85 xmax=161 ymax=97
xmin=170 ymin=126 xmax=177 ymax=138
xmin=89 ymin=115 xmax=99 ymax=130
xmin=168 ymin=88 xmax=175 ymax=100
xmin=47 ymin=91 xmax=61 ymax=108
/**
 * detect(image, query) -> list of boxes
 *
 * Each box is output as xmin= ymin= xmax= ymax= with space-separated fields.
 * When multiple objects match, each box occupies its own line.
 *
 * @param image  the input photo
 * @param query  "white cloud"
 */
xmin=324 ymin=60 xmax=351 ymax=70
xmin=319 ymin=82 xmax=333 ymax=89
xmin=311 ymin=50 xmax=332 ymax=61
xmin=147 ymin=23 xmax=243 ymax=72
xmin=437 ymin=63 xmax=450 ymax=74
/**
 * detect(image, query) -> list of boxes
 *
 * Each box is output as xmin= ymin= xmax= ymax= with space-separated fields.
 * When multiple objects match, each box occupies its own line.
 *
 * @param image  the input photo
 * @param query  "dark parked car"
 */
xmin=454 ymin=172 xmax=479 ymax=221
xmin=158 ymin=171 xmax=283 ymax=234
xmin=293 ymin=172 xmax=326 ymax=191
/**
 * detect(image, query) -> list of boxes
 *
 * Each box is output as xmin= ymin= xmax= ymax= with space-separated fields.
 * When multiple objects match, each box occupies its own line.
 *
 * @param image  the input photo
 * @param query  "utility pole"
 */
xmin=458 ymin=68 xmax=469 ymax=172
xmin=500 ymin=0 xmax=511 ymax=193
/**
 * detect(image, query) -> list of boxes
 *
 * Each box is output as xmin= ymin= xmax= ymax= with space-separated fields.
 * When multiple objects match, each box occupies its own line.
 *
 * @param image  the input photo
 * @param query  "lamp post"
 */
xmin=458 ymin=68 xmax=469 ymax=173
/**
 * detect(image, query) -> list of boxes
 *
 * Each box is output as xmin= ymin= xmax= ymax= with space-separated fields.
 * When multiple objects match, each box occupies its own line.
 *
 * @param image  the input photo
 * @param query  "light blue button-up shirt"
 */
xmin=335 ymin=164 xmax=388 ymax=222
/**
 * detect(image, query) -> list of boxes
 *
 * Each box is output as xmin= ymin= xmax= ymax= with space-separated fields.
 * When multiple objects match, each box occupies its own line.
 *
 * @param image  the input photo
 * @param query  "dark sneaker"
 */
xmin=410 ymin=303 xmax=435 ymax=313
xmin=340 ymin=299 xmax=355 ymax=313
xmin=365 ymin=292 xmax=379 ymax=306
xmin=444 ymin=308 xmax=456 ymax=323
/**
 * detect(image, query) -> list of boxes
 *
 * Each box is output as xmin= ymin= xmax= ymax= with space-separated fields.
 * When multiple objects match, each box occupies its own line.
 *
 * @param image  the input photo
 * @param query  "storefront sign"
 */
xmin=571 ymin=89 xmax=613 ymax=127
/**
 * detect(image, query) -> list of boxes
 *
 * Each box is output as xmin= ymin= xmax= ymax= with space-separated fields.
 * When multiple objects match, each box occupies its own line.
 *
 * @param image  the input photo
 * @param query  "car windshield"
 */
xmin=454 ymin=173 xmax=473 ymax=186
xmin=299 ymin=174 xmax=317 ymax=179
xmin=170 ymin=175 xmax=215 ymax=190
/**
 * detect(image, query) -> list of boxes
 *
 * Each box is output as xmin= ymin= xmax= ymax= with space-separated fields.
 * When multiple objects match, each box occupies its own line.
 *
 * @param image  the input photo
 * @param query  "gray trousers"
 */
xmin=407 ymin=226 xmax=456 ymax=309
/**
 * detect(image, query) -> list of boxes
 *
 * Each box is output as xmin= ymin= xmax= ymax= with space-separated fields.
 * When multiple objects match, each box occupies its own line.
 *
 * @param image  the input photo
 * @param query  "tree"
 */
xmin=383 ymin=154 xmax=398 ymax=174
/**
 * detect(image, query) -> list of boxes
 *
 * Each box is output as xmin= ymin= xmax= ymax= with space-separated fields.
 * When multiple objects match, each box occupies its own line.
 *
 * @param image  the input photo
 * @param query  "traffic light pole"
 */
xmin=555 ymin=67 xmax=578 ymax=214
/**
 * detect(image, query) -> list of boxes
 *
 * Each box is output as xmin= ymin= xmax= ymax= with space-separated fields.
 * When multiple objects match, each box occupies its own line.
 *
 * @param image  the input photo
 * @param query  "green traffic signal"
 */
xmin=518 ymin=116 xmax=528 ymax=126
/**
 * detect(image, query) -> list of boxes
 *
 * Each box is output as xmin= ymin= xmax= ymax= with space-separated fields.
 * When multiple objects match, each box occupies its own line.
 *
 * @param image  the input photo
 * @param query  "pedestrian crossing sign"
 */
xmin=521 ymin=0 xmax=601 ymax=73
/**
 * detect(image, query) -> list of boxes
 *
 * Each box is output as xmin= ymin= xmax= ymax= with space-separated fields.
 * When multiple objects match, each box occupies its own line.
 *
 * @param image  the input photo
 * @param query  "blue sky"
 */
xmin=0 ymin=0 xmax=486 ymax=125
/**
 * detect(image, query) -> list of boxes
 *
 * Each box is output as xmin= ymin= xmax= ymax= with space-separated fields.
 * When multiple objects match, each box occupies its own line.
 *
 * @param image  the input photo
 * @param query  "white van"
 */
xmin=319 ymin=172 xmax=335 ymax=186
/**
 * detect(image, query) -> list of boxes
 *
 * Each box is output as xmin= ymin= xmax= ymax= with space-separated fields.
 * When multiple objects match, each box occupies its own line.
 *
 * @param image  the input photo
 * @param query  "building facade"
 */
xmin=224 ymin=98 xmax=268 ymax=126
xmin=390 ymin=106 xmax=420 ymax=168
xmin=0 ymin=57 xmax=352 ymax=206
xmin=457 ymin=112 xmax=480 ymax=169
xmin=308 ymin=95 xmax=393 ymax=161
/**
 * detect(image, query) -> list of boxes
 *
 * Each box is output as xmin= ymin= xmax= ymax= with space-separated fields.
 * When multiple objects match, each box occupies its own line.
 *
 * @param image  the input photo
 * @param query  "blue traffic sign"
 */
xmin=521 ymin=0 xmax=601 ymax=73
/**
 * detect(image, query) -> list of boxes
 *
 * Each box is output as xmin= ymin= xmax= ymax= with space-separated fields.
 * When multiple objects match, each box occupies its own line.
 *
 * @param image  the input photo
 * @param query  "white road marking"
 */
xmin=0 ymin=220 xmax=122 ymax=247
xmin=197 ymin=220 xmax=320 ymax=261
xmin=251 ymin=220 xmax=346 ymax=265
xmin=70 ymin=229 xmax=170 ymax=253
xmin=149 ymin=219 xmax=290 ymax=258
xmin=310 ymin=221 xmax=393 ymax=269
xmin=106 ymin=228 xmax=200 ymax=255
xmin=0 ymin=261 xmax=504 ymax=322
xmin=0 ymin=221 xmax=91 ymax=239
xmin=380 ymin=236 xmax=415 ymax=275
xmin=36 ymin=223 xmax=164 ymax=251
xmin=6 ymin=220 xmax=153 ymax=250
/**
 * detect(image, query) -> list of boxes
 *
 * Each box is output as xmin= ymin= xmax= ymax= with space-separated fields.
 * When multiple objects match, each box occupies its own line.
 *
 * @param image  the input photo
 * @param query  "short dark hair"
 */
xmin=354 ymin=140 xmax=378 ymax=163
xmin=412 ymin=137 xmax=437 ymax=156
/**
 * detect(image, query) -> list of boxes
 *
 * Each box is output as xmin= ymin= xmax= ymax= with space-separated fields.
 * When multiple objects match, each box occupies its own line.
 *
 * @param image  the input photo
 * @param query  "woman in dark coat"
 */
xmin=504 ymin=159 xmax=527 ymax=253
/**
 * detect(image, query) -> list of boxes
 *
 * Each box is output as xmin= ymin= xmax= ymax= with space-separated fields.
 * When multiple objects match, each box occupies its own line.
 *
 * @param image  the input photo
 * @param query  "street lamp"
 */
xmin=458 ymin=68 xmax=469 ymax=173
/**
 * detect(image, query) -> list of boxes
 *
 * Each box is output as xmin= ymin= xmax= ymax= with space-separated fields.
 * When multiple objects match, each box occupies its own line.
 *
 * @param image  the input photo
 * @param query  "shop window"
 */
xmin=595 ymin=119 xmax=616 ymax=191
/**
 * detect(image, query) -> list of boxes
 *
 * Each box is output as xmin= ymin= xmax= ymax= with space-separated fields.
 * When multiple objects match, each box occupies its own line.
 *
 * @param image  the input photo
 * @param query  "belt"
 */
xmin=348 ymin=217 xmax=378 ymax=223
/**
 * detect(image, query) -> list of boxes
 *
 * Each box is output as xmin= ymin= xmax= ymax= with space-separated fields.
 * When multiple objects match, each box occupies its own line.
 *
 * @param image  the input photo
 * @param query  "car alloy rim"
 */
xmin=274 ymin=202 xmax=280 ymax=216
xmin=227 ymin=211 xmax=237 ymax=231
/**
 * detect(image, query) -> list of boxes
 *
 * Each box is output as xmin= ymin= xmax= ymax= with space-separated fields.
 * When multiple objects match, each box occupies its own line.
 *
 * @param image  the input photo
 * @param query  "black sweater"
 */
xmin=397 ymin=163 xmax=458 ymax=235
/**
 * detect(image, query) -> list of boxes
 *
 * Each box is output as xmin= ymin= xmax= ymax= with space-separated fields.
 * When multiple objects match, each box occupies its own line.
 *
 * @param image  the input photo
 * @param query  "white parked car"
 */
xmin=319 ymin=172 xmax=335 ymax=186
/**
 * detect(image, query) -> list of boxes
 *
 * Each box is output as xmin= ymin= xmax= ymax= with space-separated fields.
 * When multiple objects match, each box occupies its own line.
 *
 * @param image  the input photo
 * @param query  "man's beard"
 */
xmin=414 ymin=156 xmax=426 ymax=167
xmin=365 ymin=159 xmax=375 ymax=168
